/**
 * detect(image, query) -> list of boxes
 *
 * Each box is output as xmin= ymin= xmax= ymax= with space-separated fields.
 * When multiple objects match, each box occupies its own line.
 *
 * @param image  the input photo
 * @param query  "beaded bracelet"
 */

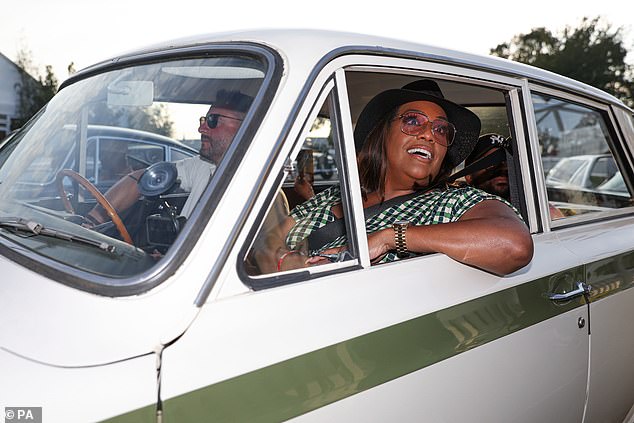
xmin=277 ymin=250 xmax=301 ymax=272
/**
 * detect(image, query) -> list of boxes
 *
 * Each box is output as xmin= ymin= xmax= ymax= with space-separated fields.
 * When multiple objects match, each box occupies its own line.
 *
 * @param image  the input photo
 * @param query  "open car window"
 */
xmin=242 ymin=66 xmax=529 ymax=288
xmin=244 ymin=87 xmax=356 ymax=280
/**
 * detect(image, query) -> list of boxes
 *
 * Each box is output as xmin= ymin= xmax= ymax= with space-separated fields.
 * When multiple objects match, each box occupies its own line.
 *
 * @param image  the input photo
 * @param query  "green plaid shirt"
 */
xmin=287 ymin=185 xmax=516 ymax=263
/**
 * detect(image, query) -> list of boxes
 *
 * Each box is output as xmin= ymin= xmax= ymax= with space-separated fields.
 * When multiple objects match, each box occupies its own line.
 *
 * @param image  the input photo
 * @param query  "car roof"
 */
xmin=70 ymin=29 xmax=628 ymax=110
xmin=61 ymin=124 xmax=197 ymax=153
xmin=556 ymin=154 xmax=613 ymax=162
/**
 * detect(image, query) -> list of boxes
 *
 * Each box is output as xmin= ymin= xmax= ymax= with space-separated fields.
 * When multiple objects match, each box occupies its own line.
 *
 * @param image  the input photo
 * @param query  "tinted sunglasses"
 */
xmin=395 ymin=111 xmax=456 ymax=147
xmin=199 ymin=113 xmax=243 ymax=129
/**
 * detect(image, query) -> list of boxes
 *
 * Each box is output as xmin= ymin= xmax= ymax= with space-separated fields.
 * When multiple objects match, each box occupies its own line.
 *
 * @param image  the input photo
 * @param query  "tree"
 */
xmin=12 ymin=47 xmax=59 ymax=129
xmin=130 ymin=104 xmax=174 ymax=137
xmin=11 ymin=49 xmax=173 ymax=136
xmin=491 ymin=17 xmax=634 ymax=107
xmin=89 ymin=103 xmax=174 ymax=138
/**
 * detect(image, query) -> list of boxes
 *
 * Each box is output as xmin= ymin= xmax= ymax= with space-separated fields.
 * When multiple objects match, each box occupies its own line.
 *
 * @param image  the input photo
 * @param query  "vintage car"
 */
xmin=12 ymin=124 xmax=196 ymax=200
xmin=546 ymin=154 xmax=618 ymax=191
xmin=0 ymin=30 xmax=633 ymax=423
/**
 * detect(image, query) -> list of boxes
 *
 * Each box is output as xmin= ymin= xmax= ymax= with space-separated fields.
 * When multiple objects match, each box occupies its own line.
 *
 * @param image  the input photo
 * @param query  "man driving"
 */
xmin=86 ymin=89 xmax=253 ymax=225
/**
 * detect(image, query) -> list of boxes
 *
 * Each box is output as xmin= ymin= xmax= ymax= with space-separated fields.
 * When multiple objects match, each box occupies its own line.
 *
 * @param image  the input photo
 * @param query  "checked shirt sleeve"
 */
xmin=286 ymin=186 xmax=342 ymax=250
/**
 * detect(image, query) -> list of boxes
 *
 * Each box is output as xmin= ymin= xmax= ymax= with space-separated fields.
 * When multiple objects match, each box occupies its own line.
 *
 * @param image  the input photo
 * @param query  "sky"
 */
xmin=1 ymin=0 xmax=633 ymax=84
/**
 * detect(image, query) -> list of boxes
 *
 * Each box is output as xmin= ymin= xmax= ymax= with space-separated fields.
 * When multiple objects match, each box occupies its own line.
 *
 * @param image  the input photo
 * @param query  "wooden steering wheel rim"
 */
xmin=55 ymin=169 xmax=134 ymax=245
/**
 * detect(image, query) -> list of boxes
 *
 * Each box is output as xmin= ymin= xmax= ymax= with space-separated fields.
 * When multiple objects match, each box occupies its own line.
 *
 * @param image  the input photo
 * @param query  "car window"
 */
xmin=244 ymin=67 xmax=536 ymax=286
xmin=346 ymin=71 xmax=526 ymax=263
xmin=170 ymin=148 xmax=192 ymax=162
xmin=125 ymin=142 xmax=165 ymax=171
xmin=533 ymin=93 xmax=633 ymax=220
xmin=244 ymin=88 xmax=354 ymax=280
xmin=0 ymin=54 xmax=271 ymax=285
xmin=95 ymin=138 xmax=131 ymax=183
xmin=468 ymin=105 xmax=511 ymax=138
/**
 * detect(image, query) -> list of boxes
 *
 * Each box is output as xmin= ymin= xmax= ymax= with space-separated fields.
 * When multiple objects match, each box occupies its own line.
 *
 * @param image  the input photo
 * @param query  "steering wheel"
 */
xmin=55 ymin=169 xmax=134 ymax=245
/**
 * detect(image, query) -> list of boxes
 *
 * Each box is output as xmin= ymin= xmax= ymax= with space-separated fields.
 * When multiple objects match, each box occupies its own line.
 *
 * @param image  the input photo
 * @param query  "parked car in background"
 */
xmin=546 ymin=154 xmax=618 ymax=191
xmin=1 ymin=30 xmax=633 ymax=423
xmin=13 ymin=125 xmax=196 ymax=201
xmin=597 ymin=171 xmax=629 ymax=196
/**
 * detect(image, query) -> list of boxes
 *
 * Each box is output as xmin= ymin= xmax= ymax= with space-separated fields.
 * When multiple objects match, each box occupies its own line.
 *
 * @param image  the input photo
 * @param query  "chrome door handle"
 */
xmin=547 ymin=281 xmax=591 ymax=301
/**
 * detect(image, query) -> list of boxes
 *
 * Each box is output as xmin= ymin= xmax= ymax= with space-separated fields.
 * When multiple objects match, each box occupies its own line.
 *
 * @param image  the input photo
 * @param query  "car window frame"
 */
xmin=527 ymin=84 xmax=634 ymax=229
xmin=238 ymin=75 xmax=367 ymax=290
xmin=237 ymin=55 xmax=541 ymax=291
xmin=0 ymin=44 xmax=283 ymax=297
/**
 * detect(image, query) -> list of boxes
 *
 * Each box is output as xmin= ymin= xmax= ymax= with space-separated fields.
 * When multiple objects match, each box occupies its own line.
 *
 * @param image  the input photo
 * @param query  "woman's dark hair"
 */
xmin=357 ymin=108 xmax=397 ymax=200
xmin=357 ymin=107 xmax=452 ymax=200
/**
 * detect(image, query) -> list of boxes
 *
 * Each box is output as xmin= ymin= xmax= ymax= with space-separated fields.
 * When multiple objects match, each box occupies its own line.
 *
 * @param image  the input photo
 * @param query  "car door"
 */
xmin=158 ymin=56 xmax=592 ymax=422
xmin=529 ymin=88 xmax=634 ymax=423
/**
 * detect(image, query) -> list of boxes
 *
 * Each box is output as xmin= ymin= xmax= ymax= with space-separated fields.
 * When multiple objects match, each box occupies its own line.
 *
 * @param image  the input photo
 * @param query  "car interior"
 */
xmin=244 ymin=72 xmax=517 ymax=277
xmin=243 ymin=69 xmax=634 ymax=279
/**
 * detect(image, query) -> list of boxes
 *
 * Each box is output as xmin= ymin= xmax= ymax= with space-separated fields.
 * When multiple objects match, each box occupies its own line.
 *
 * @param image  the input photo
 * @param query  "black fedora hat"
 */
xmin=353 ymin=80 xmax=481 ymax=168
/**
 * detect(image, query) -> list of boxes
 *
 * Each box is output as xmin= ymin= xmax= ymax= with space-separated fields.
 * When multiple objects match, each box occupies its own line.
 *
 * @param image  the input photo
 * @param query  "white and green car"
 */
xmin=1 ymin=30 xmax=634 ymax=423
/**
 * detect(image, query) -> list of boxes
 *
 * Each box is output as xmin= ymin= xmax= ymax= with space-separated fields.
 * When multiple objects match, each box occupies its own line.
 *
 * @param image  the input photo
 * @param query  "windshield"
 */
xmin=0 ymin=54 xmax=268 ymax=282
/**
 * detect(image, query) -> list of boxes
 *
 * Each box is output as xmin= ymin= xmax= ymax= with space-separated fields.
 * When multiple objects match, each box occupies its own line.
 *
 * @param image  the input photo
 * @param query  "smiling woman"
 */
xmin=252 ymin=79 xmax=533 ymax=276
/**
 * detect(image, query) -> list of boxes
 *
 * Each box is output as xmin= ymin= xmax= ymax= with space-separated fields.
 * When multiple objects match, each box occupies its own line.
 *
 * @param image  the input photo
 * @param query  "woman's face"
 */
xmin=384 ymin=100 xmax=449 ymax=189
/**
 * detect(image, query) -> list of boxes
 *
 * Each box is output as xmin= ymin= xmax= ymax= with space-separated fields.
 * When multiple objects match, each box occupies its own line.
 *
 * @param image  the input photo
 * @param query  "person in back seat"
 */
xmin=464 ymin=134 xmax=511 ymax=199
xmin=465 ymin=133 xmax=564 ymax=220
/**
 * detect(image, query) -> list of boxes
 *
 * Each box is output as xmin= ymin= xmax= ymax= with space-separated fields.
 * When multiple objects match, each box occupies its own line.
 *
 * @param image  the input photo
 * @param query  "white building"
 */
xmin=0 ymin=52 xmax=27 ymax=139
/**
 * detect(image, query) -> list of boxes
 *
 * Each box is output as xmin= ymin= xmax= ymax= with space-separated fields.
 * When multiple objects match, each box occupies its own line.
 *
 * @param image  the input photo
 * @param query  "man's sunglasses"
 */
xmin=394 ymin=111 xmax=456 ymax=147
xmin=199 ymin=113 xmax=243 ymax=129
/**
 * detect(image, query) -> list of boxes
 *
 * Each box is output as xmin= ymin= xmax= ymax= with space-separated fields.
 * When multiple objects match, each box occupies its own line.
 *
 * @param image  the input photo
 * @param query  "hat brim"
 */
xmin=353 ymin=89 xmax=481 ymax=168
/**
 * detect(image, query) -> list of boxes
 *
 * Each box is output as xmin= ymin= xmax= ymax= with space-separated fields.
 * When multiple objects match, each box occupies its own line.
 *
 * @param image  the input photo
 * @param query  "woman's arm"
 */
xmin=368 ymin=200 xmax=534 ymax=275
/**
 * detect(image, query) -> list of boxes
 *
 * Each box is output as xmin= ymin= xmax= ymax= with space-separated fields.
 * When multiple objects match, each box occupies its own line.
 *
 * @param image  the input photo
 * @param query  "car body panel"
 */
xmin=112 ymin=263 xmax=590 ymax=422
xmin=290 ymin=307 xmax=589 ymax=423
xmin=0 ymin=348 xmax=156 ymax=423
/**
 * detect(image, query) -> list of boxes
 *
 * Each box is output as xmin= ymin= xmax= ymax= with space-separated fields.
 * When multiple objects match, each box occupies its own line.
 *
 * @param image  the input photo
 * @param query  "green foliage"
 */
xmin=89 ymin=103 xmax=174 ymax=138
xmin=12 ymin=47 xmax=174 ymax=137
xmin=491 ymin=17 xmax=634 ymax=108
xmin=12 ymin=47 xmax=59 ymax=129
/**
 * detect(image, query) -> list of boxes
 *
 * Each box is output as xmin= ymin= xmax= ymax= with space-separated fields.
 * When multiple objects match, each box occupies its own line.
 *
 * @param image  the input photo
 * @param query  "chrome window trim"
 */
xmin=335 ymin=68 xmax=371 ymax=268
xmin=508 ymin=83 xmax=539 ymax=232
xmin=614 ymin=109 xmax=634 ymax=153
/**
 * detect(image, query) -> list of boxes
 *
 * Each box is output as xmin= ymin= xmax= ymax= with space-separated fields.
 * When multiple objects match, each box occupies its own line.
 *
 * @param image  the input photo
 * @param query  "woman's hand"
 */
xmin=305 ymin=228 xmax=394 ymax=266
xmin=304 ymin=246 xmax=347 ymax=266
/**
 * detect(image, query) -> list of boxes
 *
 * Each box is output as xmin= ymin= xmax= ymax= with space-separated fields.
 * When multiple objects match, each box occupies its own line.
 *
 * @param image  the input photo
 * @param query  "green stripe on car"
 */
xmin=106 ymin=252 xmax=634 ymax=422
xmin=107 ymin=266 xmax=593 ymax=422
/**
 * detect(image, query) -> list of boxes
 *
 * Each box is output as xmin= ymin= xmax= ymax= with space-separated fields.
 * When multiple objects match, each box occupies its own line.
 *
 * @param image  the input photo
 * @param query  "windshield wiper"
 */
xmin=0 ymin=217 xmax=117 ymax=254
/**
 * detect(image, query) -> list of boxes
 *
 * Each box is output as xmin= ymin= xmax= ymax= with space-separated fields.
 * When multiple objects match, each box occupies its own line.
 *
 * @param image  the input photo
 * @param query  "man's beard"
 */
xmin=199 ymin=137 xmax=215 ymax=163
